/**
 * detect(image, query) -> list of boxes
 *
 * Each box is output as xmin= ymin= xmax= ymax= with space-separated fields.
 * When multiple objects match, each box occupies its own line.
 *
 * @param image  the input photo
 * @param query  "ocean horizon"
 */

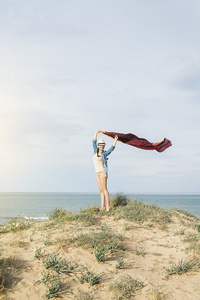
xmin=0 ymin=192 xmax=200 ymax=225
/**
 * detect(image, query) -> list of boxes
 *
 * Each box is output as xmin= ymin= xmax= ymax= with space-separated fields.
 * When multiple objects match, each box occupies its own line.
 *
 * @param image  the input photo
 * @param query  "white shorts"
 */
xmin=96 ymin=170 xmax=108 ymax=178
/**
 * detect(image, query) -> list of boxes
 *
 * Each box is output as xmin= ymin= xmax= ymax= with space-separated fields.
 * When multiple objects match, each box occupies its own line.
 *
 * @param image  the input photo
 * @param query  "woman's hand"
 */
xmin=113 ymin=135 xmax=118 ymax=147
xmin=94 ymin=130 xmax=104 ymax=139
xmin=97 ymin=130 xmax=105 ymax=133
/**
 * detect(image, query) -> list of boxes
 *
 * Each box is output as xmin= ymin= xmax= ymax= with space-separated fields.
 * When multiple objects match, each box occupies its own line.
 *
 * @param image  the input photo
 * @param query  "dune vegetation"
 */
xmin=1 ymin=194 xmax=200 ymax=299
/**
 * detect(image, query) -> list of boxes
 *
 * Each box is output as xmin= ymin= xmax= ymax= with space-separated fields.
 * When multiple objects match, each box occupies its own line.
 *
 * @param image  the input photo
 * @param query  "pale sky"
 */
xmin=0 ymin=0 xmax=200 ymax=194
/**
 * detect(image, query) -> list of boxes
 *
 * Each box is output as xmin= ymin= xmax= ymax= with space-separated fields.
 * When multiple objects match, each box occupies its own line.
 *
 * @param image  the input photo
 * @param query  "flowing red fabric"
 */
xmin=103 ymin=131 xmax=172 ymax=153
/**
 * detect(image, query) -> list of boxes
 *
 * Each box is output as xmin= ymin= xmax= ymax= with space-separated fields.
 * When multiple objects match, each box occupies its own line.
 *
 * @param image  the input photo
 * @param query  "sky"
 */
xmin=0 ymin=0 xmax=200 ymax=194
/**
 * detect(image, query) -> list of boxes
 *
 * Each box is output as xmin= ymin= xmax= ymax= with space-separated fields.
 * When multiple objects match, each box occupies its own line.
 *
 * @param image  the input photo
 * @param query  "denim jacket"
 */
xmin=92 ymin=139 xmax=115 ymax=174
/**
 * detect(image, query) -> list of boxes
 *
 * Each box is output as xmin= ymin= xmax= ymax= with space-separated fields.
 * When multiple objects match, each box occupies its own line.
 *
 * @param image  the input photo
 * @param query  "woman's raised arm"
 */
xmin=94 ymin=130 xmax=104 ymax=140
xmin=113 ymin=135 xmax=118 ymax=147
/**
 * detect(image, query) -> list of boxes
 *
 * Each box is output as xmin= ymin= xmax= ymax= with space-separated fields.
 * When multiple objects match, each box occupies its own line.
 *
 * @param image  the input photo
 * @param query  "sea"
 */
xmin=0 ymin=193 xmax=200 ymax=225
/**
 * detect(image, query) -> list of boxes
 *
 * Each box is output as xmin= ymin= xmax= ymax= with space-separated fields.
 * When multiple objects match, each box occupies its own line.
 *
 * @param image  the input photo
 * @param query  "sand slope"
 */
xmin=1 ymin=205 xmax=200 ymax=300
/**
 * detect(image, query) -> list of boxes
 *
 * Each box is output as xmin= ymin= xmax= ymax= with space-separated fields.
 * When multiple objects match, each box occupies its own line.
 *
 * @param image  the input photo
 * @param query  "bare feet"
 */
xmin=100 ymin=207 xmax=106 ymax=210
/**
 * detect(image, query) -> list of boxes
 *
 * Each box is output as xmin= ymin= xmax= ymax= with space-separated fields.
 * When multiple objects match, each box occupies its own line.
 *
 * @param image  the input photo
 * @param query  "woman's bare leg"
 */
xmin=96 ymin=176 xmax=106 ymax=209
xmin=100 ymin=176 xmax=110 ymax=211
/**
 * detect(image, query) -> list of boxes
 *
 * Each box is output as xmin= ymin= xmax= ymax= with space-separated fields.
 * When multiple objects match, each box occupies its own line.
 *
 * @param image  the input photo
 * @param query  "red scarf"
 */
xmin=103 ymin=131 xmax=172 ymax=153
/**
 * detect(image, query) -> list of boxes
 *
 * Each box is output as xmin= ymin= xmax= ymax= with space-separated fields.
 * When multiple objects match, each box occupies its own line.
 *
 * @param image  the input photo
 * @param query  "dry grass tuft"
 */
xmin=151 ymin=289 xmax=165 ymax=300
xmin=109 ymin=275 xmax=144 ymax=300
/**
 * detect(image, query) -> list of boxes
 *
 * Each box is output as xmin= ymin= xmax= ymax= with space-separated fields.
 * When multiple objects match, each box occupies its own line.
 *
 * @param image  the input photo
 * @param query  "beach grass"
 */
xmin=42 ymin=271 xmax=63 ymax=299
xmin=42 ymin=194 xmax=198 ymax=231
xmin=43 ymin=253 xmax=76 ymax=274
xmin=164 ymin=256 xmax=200 ymax=275
xmin=0 ymin=217 xmax=34 ymax=233
xmin=174 ymin=228 xmax=186 ymax=236
xmin=68 ymin=225 xmax=127 ymax=258
xmin=0 ymin=254 xmax=21 ymax=293
xmin=134 ymin=246 xmax=145 ymax=256
xmin=94 ymin=245 xmax=107 ymax=262
xmin=47 ymin=208 xmax=96 ymax=226
xmin=183 ymin=234 xmax=200 ymax=255
xmin=74 ymin=289 xmax=94 ymax=300
xmin=111 ymin=200 xmax=172 ymax=227
xmin=0 ymin=256 xmax=5 ymax=293
xmin=115 ymin=256 xmax=127 ymax=270
xmin=109 ymin=275 xmax=144 ymax=300
xmin=151 ymin=289 xmax=165 ymax=300
xmin=76 ymin=268 xmax=101 ymax=286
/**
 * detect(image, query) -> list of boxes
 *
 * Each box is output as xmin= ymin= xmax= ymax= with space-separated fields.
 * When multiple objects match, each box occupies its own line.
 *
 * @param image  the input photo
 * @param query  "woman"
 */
xmin=92 ymin=130 xmax=118 ymax=212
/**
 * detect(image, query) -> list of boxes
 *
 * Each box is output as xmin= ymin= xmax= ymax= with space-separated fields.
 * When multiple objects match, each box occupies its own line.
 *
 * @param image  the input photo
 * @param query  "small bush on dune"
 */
xmin=47 ymin=208 xmax=68 ymax=220
xmin=110 ymin=193 xmax=130 ymax=208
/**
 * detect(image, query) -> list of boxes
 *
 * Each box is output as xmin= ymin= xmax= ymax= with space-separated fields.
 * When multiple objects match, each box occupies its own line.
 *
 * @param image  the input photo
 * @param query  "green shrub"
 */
xmin=43 ymin=253 xmax=76 ymax=274
xmin=110 ymin=193 xmax=130 ymax=208
xmin=116 ymin=256 xmax=127 ymax=270
xmin=94 ymin=246 xmax=107 ymax=262
xmin=46 ymin=279 xmax=61 ymax=299
xmin=47 ymin=208 xmax=67 ymax=220
xmin=42 ymin=272 xmax=62 ymax=299
xmin=77 ymin=268 xmax=100 ymax=286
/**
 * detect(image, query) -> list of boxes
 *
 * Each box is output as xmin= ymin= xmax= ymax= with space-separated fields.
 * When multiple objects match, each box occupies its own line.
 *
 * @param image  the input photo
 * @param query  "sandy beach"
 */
xmin=1 ymin=196 xmax=200 ymax=300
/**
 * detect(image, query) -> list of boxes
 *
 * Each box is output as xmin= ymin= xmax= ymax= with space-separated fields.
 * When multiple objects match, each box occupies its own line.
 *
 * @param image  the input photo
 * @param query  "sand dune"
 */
xmin=1 ymin=200 xmax=200 ymax=300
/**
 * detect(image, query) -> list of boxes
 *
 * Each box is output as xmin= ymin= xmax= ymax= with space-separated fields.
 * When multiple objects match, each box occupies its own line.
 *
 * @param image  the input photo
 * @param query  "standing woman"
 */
xmin=92 ymin=130 xmax=118 ymax=212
